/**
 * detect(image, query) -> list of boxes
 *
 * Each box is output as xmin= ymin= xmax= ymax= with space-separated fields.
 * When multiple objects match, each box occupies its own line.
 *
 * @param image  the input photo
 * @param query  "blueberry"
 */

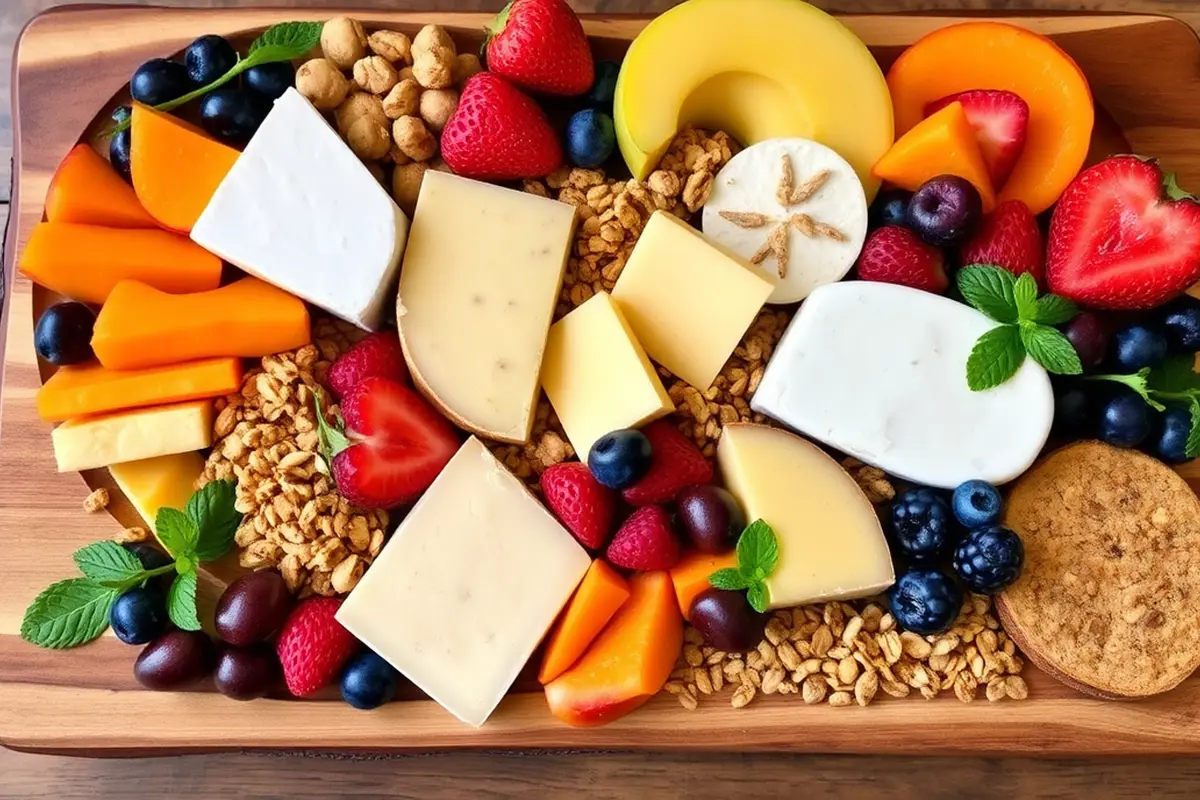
xmin=952 ymin=525 xmax=1024 ymax=594
xmin=584 ymin=60 xmax=620 ymax=110
xmin=130 ymin=58 xmax=191 ymax=106
xmin=34 ymin=302 xmax=96 ymax=366
xmin=341 ymin=650 xmax=400 ymax=710
xmin=588 ymin=429 xmax=652 ymax=490
xmin=122 ymin=542 xmax=175 ymax=593
xmin=887 ymin=569 xmax=963 ymax=635
xmin=565 ymin=108 xmax=616 ymax=169
xmin=1154 ymin=407 xmax=1193 ymax=464
xmin=868 ymin=188 xmax=911 ymax=230
xmin=1099 ymin=390 xmax=1153 ymax=448
xmin=244 ymin=62 xmax=295 ymax=101
xmin=1053 ymin=384 xmax=1096 ymax=437
xmin=951 ymin=480 xmax=1003 ymax=529
xmin=199 ymin=88 xmax=271 ymax=144
xmin=110 ymin=587 xmax=169 ymax=645
xmin=888 ymin=487 xmax=953 ymax=560
xmin=111 ymin=105 xmax=131 ymax=125
xmin=184 ymin=35 xmax=238 ymax=88
xmin=1159 ymin=301 xmax=1200 ymax=354
xmin=1111 ymin=324 xmax=1168 ymax=371
xmin=905 ymin=175 xmax=982 ymax=246
xmin=109 ymin=122 xmax=133 ymax=183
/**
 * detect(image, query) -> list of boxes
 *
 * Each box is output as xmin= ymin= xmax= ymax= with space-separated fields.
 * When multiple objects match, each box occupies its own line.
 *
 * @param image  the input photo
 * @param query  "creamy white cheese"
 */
xmin=751 ymin=282 xmax=1054 ymax=488
xmin=191 ymin=88 xmax=409 ymax=330
xmin=702 ymin=138 xmax=868 ymax=305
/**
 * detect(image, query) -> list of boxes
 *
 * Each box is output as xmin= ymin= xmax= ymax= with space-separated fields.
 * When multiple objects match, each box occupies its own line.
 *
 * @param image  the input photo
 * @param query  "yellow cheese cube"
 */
xmin=541 ymin=291 xmax=674 ymax=460
xmin=51 ymin=400 xmax=214 ymax=473
xmin=612 ymin=211 xmax=774 ymax=390
xmin=717 ymin=423 xmax=894 ymax=609
xmin=109 ymin=452 xmax=206 ymax=533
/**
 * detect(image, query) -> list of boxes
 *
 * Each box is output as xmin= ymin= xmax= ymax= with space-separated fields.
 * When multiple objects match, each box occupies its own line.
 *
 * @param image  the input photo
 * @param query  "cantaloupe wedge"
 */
xmin=131 ymin=103 xmax=240 ymax=233
xmin=92 ymin=278 xmax=311 ymax=370
xmin=544 ymin=571 xmax=682 ymax=727
xmin=872 ymin=101 xmax=996 ymax=213
xmin=46 ymin=144 xmax=158 ymax=228
xmin=538 ymin=560 xmax=631 ymax=685
xmin=669 ymin=550 xmax=737 ymax=621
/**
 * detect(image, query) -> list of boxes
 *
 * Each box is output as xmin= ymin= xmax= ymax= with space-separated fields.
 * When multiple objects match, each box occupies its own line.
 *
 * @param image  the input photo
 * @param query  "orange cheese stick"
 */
xmin=538 ymin=560 xmax=631 ymax=685
xmin=92 ymin=278 xmax=311 ymax=370
xmin=19 ymin=222 xmax=222 ymax=304
xmin=45 ymin=144 xmax=158 ymax=228
xmin=36 ymin=357 xmax=243 ymax=422
xmin=669 ymin=549 xmax=737 ymax=621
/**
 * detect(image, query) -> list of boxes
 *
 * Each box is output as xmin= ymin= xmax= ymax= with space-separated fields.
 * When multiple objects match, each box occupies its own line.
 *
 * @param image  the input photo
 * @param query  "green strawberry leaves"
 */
xmin=708 ymin=519 xmax=779 ymax=613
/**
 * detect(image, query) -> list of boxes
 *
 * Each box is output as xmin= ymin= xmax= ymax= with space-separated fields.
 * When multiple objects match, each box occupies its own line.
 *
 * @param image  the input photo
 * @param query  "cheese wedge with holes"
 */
xmin=51 ymin=400 xmax=213 ymax=472
xmin=397 ymin=171 xmax=576 ymax=444
xmin=717 ymin=423 xmax=893 ymax=609
xmin=109 ymin=452 xmax=206 ymax=534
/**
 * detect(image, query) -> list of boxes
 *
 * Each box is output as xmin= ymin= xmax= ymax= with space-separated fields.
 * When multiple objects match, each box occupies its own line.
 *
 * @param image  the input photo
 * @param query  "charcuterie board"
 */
xmin=5 ymin=6 xmax=1200 ymax=755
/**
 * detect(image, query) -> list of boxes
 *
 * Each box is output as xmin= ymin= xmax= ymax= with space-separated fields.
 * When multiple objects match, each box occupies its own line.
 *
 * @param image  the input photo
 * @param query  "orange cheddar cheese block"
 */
xmin=538 ymin=560 xmax=631 ymax=685
xmin=36 ymin=357 xmax=243 ymax=422
xmin=670 ymin=550 xmax=737 ymax=621
xmin=92 ymin=278 xmax=311 ymax=370
xmin=19 ymin=222 xmax=223 ymax=304
xmin=45 ymin=144 xmax=158 ymax=228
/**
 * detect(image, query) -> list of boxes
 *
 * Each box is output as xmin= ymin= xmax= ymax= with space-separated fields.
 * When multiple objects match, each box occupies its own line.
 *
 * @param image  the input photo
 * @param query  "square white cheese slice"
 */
xmin=336 ymin=437 xmax=590 ymax=727
xmin=191 ymin=88 xmax=409 ymax=330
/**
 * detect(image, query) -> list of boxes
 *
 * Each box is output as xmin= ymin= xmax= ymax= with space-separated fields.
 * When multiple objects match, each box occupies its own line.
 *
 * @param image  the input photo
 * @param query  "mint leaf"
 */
xmin=314 ymin=391 xmax=351 ymax=463
xmin=958 ymin=266 xmax=1018 ymax=324
xmin=746 ymin=582 xmax=770 ymax=614
xmin=1020 ymin=324 xmax=1083 ymax=376
xmin=1032 ymin=294 xmax=1079 ymax=326
xmin=20 ymin=579 xmax=117 ymax=648
xmin=1188 ymin=401 xmax=1200 ymax=459
xmin=247 ymin=21 xmax=322 ymax=59
xmin=1013 ymin=273 xmax=1039 ymax=321
xmin=174 ymin=552 xmax=197 ymax=577
xmin=1088 ymin=369 xmax=1167 ymax=412
xmin=187 ymin=480 xmax=242 ymax=563
xmin=709 ymin=568 xmax=750 ymax=591
xmin=73 ymin=542 xmax=143 ymax=584
xmin=736 ymin=519 xmax=779 ymax=579
xmin=167 ymin=572 xmax=201 ymax=631
xmin=155 ymin=506 xmax=199 ymax=560
xmin=1149 ymin=355 xmax=1200 ymax=394
xmin=966 ymin=325 xmax=1025 ymax=391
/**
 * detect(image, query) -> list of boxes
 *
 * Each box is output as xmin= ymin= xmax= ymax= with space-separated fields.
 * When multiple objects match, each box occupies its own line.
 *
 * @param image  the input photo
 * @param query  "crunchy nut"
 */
xmin=452 ymin=53 xmax=483 ymax=86
xmin=392 ymin=161 xmax=429 ymax=216
xmin=418 ymin=88 xmax=459 ymax=133
xmin=114 ymin=526 xmax=149 ymax=543
xmin=353 ymin=55 xmax=398 ymax=95
xmin=295 ymin=58 xmax=349 ymax=110
xmin=412 ymin=24 xmax=456 ymax=58
xmin=335 ymin=92 xmax=387 ymax=136
xmin=413 ymin=46 xmax=455 ymax=90
xmin=82 ymin=488 xmax=110 ymax=513
xmin=321 ymin=17 xmax=368 ymax=69
xmin=368 ymin=29 xmax=412 ymax=65
xmin=397 ymin=66 xmax=416 ymax=83
xmin=381 ymin=78 xmax=421 ymax=119
xmin=345 ymin=116 xmax=391 ymax=161
xmin=393 ymin=115 xmax=437 ymax=162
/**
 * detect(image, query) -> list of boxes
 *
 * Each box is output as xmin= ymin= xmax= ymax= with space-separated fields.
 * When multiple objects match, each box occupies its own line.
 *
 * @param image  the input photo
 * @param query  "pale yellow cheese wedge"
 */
xmin=51 ymin=400 xmax=213 ymax=472
xmin=109 ymin=452 xmax=206 ymax=533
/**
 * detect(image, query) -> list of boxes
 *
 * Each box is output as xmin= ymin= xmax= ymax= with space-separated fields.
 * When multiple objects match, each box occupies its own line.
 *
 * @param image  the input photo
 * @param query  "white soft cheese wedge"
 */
xmin=191 ymin=88 xmax=409 ymax=330
xmin=718 ymin=423 xmax=893 ymax=608
xmin=398 ymin=171 xmax=576 ymax=443
xmin=702 ymin=138 xmax=868 ymax=304
xmin=752 ymin=282 xmax=1054 ymax=488
xmin=336 ymin=437 xmax=589 ymax=728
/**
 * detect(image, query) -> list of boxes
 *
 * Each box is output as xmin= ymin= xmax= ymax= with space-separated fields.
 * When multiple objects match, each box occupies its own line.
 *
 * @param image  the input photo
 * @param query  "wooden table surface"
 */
xmin=4 ymin=0 xmax=1200 ymax=797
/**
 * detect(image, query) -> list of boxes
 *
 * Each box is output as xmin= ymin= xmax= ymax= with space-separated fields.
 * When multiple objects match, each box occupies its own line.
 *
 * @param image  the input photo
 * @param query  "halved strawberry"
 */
xmin=926 ymin=90 xmax=1029 ymax=189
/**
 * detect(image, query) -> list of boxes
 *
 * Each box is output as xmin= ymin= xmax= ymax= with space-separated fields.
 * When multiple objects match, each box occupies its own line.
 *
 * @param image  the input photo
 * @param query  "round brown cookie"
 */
xmin=996 ymin=440 xmax=1200 ymax=699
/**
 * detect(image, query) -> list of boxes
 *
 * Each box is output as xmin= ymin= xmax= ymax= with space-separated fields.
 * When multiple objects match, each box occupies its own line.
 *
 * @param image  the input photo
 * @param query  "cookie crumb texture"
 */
xmin=82 ymin=487 xmax=110 ymax=513
xmin=998 ymin=440 xmax=1200 ymax=697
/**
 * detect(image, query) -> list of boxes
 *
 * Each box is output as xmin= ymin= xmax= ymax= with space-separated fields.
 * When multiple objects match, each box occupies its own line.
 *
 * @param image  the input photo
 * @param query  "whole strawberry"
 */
xmin=276 ymin=597 xmax=359 ymax=697
xmin=606 ymin=505 xmax=681 ymax=571
xmin=541 ymin=462 xmax=616 ymax=550
xmin=622 ymin=420 xmax=714 ymax=506
xmin=959 ymin=200 xmax=1044 ymax=288
xmin=328 ymin=331 xmax=408 ymax=399
xmin=856 ymin=225 xmax=949 ymax=294
xmin=441 ymin=73 xmax=563 ymax=180
xmin=485 ymin=0 xmax=594 ymax=96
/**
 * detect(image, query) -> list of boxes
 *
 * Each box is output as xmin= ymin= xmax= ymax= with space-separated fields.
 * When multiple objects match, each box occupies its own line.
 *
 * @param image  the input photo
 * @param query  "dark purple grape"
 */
xmin=215 ymin=571 xmax=292 ymax=646
xmin=1063 ymin=312 xmax=1110 ymax=369
xmin=905 ymin=175 xmax=982 ymax=246
xmin=689 ymin=588 xmax=766 ymax=652
xmin=676 ymin=485 xmax=745 ymax=554
xmin=214 ymin=644 xmax=280 ymax=700
xmin=134 ymin=630 xmax=215 ymax=690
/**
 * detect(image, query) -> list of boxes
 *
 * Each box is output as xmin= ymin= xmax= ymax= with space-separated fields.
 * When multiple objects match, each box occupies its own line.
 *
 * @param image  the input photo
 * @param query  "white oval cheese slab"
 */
xmin=751 ymin=282 xmax=1054 ymax=488
xmin=702 ymin=138 xmax=868 ymax=305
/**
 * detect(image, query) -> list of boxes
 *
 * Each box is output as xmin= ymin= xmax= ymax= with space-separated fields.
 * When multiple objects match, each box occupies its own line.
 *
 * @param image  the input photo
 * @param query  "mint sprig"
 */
xmin=958 ymin=266 xmax=1082 ymax=391
xmin=19 ymin=479 xmax=242 ymax=649
xmin=708 ymin=519 xmax=779 ymax=613
xmin=1091 ymin=355 xmax=1200 ymax=459
xmin=110 ymin=21 xmax=321 ymax=135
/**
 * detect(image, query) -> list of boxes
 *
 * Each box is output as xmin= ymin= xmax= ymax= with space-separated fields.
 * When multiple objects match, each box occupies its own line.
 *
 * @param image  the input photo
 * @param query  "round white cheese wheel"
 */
xmin=702 ymin=138 xmax=868 ymax=305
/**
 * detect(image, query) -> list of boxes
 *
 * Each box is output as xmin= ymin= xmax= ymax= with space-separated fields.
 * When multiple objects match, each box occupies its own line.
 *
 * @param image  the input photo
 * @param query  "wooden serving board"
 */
xmin=5 ymin=6 xmax=1200 ymax=756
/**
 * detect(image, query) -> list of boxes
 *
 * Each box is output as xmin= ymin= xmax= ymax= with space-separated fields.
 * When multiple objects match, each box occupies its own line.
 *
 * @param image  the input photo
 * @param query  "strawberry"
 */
xmin=855 ymin=225 xmax=949 ymax=294
xmin=440 ymin=73 xmax=563 ymax=181
xmin=621 ymin=420 xmax=713 ymax=507
xmin=275 ymin=597 xmax=359 ymax=697
xmin=959 ymin=200 xmax=1045 ymax=288
xmin=1047 ymin=156 xmax=1200 ymax=310
xmin=606 ymin=505 xmax=681 ymax=571
xmin=926 ymin=90 xmax=1029 ymax=188
xmin=321 ymin=377 xmax=459 ymax=510
xmin=327 ymin=331 xmax=408 ymax=399
xmin=541 ymin=462 xmax=616 ymax=549
xmin=484 ymin=0 xmax=594 ymax=96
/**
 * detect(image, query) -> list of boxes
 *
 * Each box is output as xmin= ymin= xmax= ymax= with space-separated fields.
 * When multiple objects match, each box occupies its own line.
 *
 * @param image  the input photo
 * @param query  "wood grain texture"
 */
xmin=6 ymin=2 xmax=1200 ymax=760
